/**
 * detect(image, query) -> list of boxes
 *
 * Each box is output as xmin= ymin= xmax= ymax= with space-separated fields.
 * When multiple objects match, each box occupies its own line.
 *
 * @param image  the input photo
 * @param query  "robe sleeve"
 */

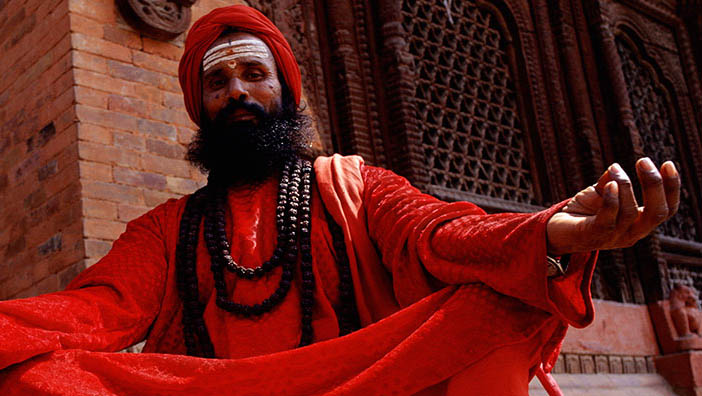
xmin=361 ymin=164 xmax=596 ymax=328
xmin=0 ymin=201 xmax=173 ymax=370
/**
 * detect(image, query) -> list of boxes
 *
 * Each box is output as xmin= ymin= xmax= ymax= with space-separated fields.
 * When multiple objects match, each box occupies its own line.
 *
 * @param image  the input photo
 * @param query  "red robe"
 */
xmin=0 ymin=155 xmax=595 ymax=395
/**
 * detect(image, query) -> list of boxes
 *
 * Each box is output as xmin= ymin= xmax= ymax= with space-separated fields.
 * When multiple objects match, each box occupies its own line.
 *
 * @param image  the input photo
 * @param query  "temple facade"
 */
xmin=0 ymin=0 xmax=701 ymax=393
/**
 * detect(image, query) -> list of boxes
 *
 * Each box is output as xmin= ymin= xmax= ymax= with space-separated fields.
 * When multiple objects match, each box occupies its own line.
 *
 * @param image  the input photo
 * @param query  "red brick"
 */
xmin=84 ymin=238 xmax=112 ymax=257
xmin=158 ymin=74 xmax=181 ymax=93
xmin=75 ymin=85 xmax=109 ymax=108
xmin=33 ymin=274 xmax=61 ymax=295
xmin=113 ymin=131 xmax=145 ymax=151
xmin=82 ymin=197 xmax=117 ymax=219
xmin=132 ymin=51 xmax=179 ymax=75
xmin=74 ymin=69 xmax=136 ymax=97
xmin=68 ymin=12 xmax=103 ymax=36
xmin=166 ymin=176 xmax=200 ymax=195
xmin=67 ymin=0 xmax=115 ymax=23
xmin=107 ymin=59 xmax=162 ymax=87
xmin=143 ymin=189 xmax=179 ymax=207
xmin=146 ymin=138 xmax=185 ymax=159
xmin=177 ymin=126 xmax=196 ymax=145
xmin=117 ymin=204 xmax=149 ymax=222
xmin=103 ymin=25 xmax=141 ymax=49
xmin=0 ymin=8 xmax=28 ymax=49
xmin=84 ymin=218 xmax=126 ymax=240
xmin=37 ymin=159 xmax=59 ymax=181
xmin=43 ymin=161 xmax=80 ymax=199
xmin=80 ymin=257 xmax=99 ymax=268
xmin=79 ymin=161 xmax=113 ymax=182
xmin=77 ymin=123 xmax=112 ymax=145
xmin=71 ymin=33 xmax=131 ymax=62
xmin=134 ymin=84 xmax=162 ymax=104
xmin=114 ymin=167 xmax=167 ymax=190
xmin=148 ymin=104 xmax=193 ymax=127
xmin=137 ymin=118 xmax=177 ymax=140
xmin=143 ymin=37 xmax=183 ymax=61
xmin=163 ymin=92 xmax=184 ymax=109
xmin=81 ymin=180 xmax=142 ymax=205
xmin=141 ymin=153 xmax=191 ymax=178
xmin=52 ymin=69 xmax=75 ymax=102
xmin=58 ymin=261 xmax=85 ymax=289
xmin=72 ymin=50 xmax=108 ymax=73
xmin=75 ymin=104 xmax=138 ymax=132
xmin=108 ymin=94 xmax=148 ymax=117
xmin=78 ymin=140 xmax=140 ymax=167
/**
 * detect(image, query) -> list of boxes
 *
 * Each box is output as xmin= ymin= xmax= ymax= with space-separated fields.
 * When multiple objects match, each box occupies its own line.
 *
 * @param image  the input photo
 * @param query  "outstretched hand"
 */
xmin=546 ymin=158 xmax=681 ymax=256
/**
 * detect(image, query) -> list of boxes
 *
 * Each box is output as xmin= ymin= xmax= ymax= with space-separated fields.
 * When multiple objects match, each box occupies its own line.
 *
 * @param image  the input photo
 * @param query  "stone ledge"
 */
xmin=529 ymin=374 xmax=676 ymax=396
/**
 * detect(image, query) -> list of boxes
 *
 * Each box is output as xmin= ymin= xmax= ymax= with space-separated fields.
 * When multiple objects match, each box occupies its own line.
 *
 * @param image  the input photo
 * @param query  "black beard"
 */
xmin=186 ymin=100 xmax=312 ymax=187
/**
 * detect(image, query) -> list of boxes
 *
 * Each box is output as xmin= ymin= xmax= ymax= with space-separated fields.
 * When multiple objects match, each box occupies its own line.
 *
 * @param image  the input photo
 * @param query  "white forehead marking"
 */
xmin=202 ymin=39 xmax=271 ymax=73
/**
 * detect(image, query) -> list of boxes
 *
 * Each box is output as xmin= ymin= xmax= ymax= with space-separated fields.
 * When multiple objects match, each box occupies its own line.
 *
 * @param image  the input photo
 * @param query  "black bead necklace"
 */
xmin=175 ymin=157 xmax=359 ymax=357
xmin=204 ymin=158 xmax=315 ymax=346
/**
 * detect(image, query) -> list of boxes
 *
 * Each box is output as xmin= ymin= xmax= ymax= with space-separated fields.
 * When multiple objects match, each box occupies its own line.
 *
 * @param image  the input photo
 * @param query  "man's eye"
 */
xmin=210 ymin=79 xmax=226 ymax=87
xmin=246 ymin=71 xmax=264 ymax=80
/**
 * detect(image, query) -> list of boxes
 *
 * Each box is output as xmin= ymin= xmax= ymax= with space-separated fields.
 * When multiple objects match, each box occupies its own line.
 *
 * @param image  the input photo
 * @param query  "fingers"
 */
xmin=594 ymin=169 xmax=614 ymax=196
xmin=592 ymin=181 xmax=619 ymax=235
xmin=661 ymin=161 xmax=681 ymax=219
xmin=635 ymin=157 xmax=669 ymax=228
xmin=608 ymin=163 xmax=639 ymax=227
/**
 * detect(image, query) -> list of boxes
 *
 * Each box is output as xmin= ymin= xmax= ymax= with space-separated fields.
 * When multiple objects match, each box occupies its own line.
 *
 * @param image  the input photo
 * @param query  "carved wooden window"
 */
xmin=616 ymin=36 xmax=698 ymax=242
xmin=400 ymin=0 xmax=538 ymax=208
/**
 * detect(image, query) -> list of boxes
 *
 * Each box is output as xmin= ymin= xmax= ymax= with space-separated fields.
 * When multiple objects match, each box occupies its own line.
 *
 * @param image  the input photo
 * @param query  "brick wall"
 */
xmin=0 ymin=0 xmax=80 ymax=299
xmin=0 ymin=0 xmax=246 ymax=299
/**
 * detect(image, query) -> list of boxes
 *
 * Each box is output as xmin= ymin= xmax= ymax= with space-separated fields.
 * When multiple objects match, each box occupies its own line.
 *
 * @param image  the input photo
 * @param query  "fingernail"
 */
xmin=640 ymin=157 xmax=655 ymax=171
xmin=662 ymin=161 xmax=678 ymax=177
xmin=609 ymin=163 xmax=622 ymax=174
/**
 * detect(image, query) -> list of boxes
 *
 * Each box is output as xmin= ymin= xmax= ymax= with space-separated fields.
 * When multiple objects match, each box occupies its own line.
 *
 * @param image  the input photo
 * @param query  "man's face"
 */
xmin=201 ymin=32 xmax=283 ymax=124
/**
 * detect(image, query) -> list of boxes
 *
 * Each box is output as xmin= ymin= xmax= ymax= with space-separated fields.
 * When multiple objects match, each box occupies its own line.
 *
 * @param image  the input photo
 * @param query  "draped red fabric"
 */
xmin=0 ymin=155 xmax=596 ymax=395
xmin=178 ymin=5 xmax=302 ymax=126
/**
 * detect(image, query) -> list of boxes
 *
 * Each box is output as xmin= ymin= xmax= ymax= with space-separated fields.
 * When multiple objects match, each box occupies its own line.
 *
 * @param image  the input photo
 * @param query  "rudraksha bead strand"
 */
xmin=324 ymin=209 xmax=361 ymax=336
xmin=298 ymin=161 xmax=315 ymax=346
xmin=175 ymin=187 xmax=215 ymax=357
xmin=204 ymin=158 xmax=306 ymax=318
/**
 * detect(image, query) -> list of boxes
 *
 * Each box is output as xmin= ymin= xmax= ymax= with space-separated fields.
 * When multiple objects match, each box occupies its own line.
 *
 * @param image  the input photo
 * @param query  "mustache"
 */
xmin=214 ymin=98 xmax=268 ymax=124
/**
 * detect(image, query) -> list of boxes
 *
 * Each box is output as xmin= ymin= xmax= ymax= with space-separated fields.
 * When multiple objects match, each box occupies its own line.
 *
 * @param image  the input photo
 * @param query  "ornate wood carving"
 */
xmin=402 ymin=0 xmax=536 ymax=205
xmin=616 ymin=36 xmax=698 ymax=241
xmin=115 ymin=0 xmax=195 ymax=40
xmin=375 ymin=0 xmax=427 ymax=184
xmin=318 ymin=0 xmax=385 ymax=164
xmin=549 ymin=0 xmax=606 ymax=189
xmin=375 ymin=0 xmax=573 ymax=212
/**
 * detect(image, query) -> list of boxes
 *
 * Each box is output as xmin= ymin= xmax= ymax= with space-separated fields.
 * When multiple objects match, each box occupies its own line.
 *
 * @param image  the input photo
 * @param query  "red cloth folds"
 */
xmin=0 ymin=155 xmax=597 ymax=395
xmin=178 ymin=5 xmax=302 ymax=126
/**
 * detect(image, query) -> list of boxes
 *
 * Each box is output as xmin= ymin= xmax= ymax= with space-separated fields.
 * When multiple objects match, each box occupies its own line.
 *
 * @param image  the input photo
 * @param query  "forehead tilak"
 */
xmin=202 ymin=39 xmax=271 ymax=73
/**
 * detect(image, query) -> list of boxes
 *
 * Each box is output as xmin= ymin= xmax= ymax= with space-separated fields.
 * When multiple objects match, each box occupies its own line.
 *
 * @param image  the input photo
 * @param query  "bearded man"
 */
xmin=0 ymin=5 xmax=681 ymax=396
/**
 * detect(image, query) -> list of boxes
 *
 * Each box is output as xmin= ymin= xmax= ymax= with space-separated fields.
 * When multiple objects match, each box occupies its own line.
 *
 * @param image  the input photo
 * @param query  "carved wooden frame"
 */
xmin=584 ymin=0 xmax=702 ymax=304
xmin=371 ymin=0 xmax=575 ymax=213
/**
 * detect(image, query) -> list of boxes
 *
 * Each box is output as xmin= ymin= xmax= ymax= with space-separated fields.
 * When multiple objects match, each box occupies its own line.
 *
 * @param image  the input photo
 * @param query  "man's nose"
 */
xmin=227 ymin=78 xmax=248 ymax=101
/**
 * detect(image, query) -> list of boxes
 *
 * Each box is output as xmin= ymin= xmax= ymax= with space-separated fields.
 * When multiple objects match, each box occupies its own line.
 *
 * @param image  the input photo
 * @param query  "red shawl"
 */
xmin=0 ymin=155 xmax=596 ymax=395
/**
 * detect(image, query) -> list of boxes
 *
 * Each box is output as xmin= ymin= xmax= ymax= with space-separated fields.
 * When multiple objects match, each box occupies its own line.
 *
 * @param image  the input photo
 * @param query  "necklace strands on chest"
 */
xmin=204 ymin=158 xmax=316 ymax=346
xmin=176 ymin=157 xmax=360 ymax=356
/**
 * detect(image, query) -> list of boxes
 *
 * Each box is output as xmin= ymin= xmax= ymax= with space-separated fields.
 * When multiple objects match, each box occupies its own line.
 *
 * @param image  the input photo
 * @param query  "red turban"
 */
xmin=178 ymin=5 xmax=302 ymax=126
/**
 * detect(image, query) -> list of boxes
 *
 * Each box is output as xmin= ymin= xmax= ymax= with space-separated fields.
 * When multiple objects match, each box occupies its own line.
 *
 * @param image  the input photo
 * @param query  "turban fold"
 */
xmin=178 ymin=5 xmax=302 ymax=126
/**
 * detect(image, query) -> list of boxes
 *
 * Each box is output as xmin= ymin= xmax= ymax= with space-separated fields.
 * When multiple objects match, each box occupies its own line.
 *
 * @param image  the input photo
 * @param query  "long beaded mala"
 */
xmin=175 ymin=157 xmax=360 ymax=357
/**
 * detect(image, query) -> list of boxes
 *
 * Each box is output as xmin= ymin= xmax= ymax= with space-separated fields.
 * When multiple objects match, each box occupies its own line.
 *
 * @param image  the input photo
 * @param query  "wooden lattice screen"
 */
xmin=616 ymin=37 xmax=698 ymax=242
xmin=400 ymin=0 xmax=538 ymax=208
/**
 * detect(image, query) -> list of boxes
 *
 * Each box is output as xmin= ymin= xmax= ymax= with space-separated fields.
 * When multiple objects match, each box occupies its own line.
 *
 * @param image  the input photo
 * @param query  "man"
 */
xmin=0 ymin=5 xmax=680 ymax=395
